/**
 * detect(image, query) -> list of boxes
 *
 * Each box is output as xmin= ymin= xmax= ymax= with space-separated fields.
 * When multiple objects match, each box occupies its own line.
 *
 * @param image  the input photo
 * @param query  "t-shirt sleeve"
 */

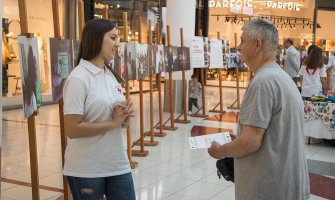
xmin=239 ymin=86 xmax=273 ymax=129
xmin=197 ymin=82 xmax=202 ymax=89
xmin=63 ymin=77 xmax=87 ymax=115
xmin=320 ymin=66 xmax=327 ymax=78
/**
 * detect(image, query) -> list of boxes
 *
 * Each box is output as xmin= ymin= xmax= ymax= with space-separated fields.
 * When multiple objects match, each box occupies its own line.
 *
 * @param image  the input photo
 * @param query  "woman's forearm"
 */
xmin=65 ymin=120 xmax=118 ymax=139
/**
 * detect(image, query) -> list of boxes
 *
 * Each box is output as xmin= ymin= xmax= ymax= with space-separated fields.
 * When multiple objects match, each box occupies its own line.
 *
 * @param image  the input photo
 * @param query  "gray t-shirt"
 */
xmin=189 ymin=82 xmax=202 ymax=98
xmin=235 ymin=63 xmax=310 ymax=200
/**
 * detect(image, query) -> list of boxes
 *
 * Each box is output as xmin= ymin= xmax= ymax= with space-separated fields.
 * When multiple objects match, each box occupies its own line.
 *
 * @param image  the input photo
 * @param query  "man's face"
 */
xmin=237 ymin=32 xmax=255 ymax=66
xmin=284 ymin=41 xmax=290 ymax=49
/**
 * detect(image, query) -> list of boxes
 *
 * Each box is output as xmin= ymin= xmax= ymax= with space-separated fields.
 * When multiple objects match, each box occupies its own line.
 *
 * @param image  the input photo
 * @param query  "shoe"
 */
xmin=188 ymin=111 xmax=192 ymax=115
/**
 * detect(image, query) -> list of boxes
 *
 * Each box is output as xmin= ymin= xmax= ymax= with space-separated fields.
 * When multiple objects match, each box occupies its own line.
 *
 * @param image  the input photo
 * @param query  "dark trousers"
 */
xmin=189 ymin=98 xmax=199 ymax=111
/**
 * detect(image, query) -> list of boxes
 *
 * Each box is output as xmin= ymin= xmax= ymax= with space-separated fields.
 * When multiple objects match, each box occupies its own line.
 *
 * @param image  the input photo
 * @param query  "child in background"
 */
xmin=189 ymin=74 xmax=202 ymax=115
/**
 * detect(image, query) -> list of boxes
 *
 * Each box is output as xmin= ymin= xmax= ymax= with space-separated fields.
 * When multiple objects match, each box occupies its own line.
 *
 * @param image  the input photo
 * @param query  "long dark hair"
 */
xmin=76 ymin=19 xmax=117 ymax=66
xmin=25 ymin=45 xmax=37 ymax=105
xmin=304 ymin=47 xmax=324 ymax=69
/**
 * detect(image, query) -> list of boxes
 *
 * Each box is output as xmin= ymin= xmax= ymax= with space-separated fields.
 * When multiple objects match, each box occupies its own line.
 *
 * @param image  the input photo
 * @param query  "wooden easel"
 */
xmin=228 ymin=33 xmax=240 ymax=110
xmin=174 ymin=28 xmax=191 ymax=124
xmin=161 ymin=25 xmax=178 ymax=130
xmin=51 ymin=0 xmax=70 ymax=199
xmin=191 ymin=30 xmax=209 ymax=118
xmin=131 ymin=16 xmax=149 ymax=157
xmin=18 ymin=0 xmax=40 ymax=199
xmin=209 ymin=32 xmax=226 ymax=114
xmin=153 ymin=22 xmax=167 ymax=137
xmin=140 ymin=20 xmax=159 ymax=146
xmin=122 ymin=12 xmax=138 ymax=169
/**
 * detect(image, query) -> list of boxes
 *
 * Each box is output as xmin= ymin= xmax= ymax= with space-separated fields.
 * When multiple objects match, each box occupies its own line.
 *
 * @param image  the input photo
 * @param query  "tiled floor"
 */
xmin=1 ymin=86 xmax=335 ymax=199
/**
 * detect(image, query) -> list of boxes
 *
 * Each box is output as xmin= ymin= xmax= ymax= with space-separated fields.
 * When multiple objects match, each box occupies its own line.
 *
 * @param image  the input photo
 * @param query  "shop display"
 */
xmin=155 ymin=44 xmax=165 ymax=73
xmin=209 ymin=39 xmax=223 ymax=68
xmin=203 ymin=37 xmax=211 ymax=68
xmin=229 ymin=48 xmax=244 ymax=70
xmin=177 ymin=47 xmax=191 ymax=71
xmin=126 ymin=43 xmax=137 ymax=80
xmin=50 ymin=38 xmax=73 ymax=103
xmin=136 ymin=44 xmax=149 ymax=79
xmin=18 ymin=36 xmax=42 ymax=118
xmin=190 ymin=36 xmax=205 ymax=68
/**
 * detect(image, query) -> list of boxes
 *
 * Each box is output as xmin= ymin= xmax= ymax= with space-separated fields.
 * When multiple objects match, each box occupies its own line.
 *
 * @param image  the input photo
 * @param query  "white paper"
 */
xmin=190 ymin=36 xmax=205 ymax=68
xmin=189 ymin=132 xmax=232 ymax=150
xmin=210 ymin=39 xmax=224 ymax=68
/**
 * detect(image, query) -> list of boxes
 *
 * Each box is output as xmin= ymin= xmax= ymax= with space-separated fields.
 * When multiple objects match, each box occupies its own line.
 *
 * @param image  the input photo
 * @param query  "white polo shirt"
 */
xmin=299 ymin=64 xmax=326 ymax=97
xmin=63 ymin=59 xmax=130 ymax=177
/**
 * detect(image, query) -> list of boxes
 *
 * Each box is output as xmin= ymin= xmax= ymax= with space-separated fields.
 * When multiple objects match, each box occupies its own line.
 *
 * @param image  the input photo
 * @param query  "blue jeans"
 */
xmin=67 ymin=173 xmax=136 ymax=200
xmin=189 ymin=98 xmax=199 ymax=111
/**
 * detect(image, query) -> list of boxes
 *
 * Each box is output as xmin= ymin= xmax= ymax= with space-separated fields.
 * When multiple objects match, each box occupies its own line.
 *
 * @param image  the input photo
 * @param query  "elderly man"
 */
xmin=208 ymin=19 xmax=310 ymax=200
xmin=284 ymin=38 xmax=300 ymax=84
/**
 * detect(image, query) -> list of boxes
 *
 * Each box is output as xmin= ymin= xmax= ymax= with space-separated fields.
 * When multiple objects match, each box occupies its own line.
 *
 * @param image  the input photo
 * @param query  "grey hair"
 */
xmin=241 ymin=19 xmax=278 ymax=56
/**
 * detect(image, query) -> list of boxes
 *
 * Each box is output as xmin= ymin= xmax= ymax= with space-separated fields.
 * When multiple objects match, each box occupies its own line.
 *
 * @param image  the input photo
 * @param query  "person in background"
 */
xmin=189 ymin=74 xmax=201 ymax=115
xmin=284 ymin=38 xmax=300 ymax=84
xmin=208 ymin=19 xmax=310 ymax=200
xmin=63 ymin=19 xmax=135 ymax=200
xmin=299 ymin=47 xmax=328 ymax=97
xmin=326 ymin=52 xmax=335 ymax=90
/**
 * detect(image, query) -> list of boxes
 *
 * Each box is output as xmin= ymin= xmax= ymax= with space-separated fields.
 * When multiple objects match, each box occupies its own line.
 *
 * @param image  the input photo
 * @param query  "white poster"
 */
xmin=190 ymin=36 xmax=205 ymax=68
xmin=209 ymin=39 xmax=223 ymax=68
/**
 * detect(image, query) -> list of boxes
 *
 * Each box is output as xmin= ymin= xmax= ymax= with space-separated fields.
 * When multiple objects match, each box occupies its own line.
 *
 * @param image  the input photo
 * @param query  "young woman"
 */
xmin=63 ymin=19 xmax=135 ymax=200
xmin=299 ymin=47 xmax=328 ymax=97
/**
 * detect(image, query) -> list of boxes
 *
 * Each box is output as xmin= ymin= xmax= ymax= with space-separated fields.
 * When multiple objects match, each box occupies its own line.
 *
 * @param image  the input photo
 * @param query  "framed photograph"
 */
xmin=229 ymin=48 xmax=245 ymax=70
xmin=209 ymin=39 xmax=223 ymax=68
xmin=50 ymin=38 xmax=73 ymax=103
xmin=18 ymin=36 xmax=42 ymax=118
xmin=164 ymin=46 xmax=173 ymax=72
xmin=171 ymin=46 xmax=179 ymax=71
xmin=190 ymin=36 xmax=205 ymax=68
xmin=203 ymin=37 xmax=211 ymax=68
xmin=148 ymin=44 xmax=157 ymax=75
xmin=136 ymin=44 xmax=149 ymax=79
xmin=126 ymin=43 xmax=137 ymax=81
xmin=222 ymin=40 xmax=230 ymax=69
xmin=156 ymin=44 xmax=165 ymax=73
xmin=177 ymin=47 xmax=190 ymax=71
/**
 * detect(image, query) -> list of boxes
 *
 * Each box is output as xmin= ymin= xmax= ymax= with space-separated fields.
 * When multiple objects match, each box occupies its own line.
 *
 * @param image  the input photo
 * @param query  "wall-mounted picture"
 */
xmin=126 ymin=43 xmax=137 ymax=81
xmin=50 ymin=38 xmax=73 ymax=103
xmin=164 ymin=46 xmax=173 ymax=72
xmin=222 ymin=40 xmax=230 ymax=68
xmin=148 ymin=44 xmax=157 ymax=75
xmin=136 ymin=44 xmax=149 ymax=79
xmin=229 ymin=48 xmax=245 ymax=70
xmin=209 ymin=39 xmax=223 ymax=68
xmin=190 ymin=36 xmax=205 ymax=68
xmin=156 ymin=44 xmax=165 ymax=73
xmin=18 ymin=36 xmax=43 ymax=118
xmin=177 ymin=47 xmax=190 ymax=71
xmin=203 ymin=37 xmax=211 ymax=68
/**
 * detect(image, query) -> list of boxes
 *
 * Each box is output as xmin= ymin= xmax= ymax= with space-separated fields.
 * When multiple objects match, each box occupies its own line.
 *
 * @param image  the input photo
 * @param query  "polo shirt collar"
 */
xmin=79 ymin=59 xmax=104 ymax=75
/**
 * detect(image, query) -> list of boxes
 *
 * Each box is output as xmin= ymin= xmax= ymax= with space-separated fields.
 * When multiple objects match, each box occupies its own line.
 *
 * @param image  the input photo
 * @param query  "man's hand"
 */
xmin=208 ymin=141 xmax=224 ymax=159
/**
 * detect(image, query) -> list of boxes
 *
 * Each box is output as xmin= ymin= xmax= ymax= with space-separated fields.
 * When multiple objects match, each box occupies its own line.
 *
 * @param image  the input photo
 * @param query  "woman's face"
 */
xmin=101 ymin=28 xmax=119 ymax=61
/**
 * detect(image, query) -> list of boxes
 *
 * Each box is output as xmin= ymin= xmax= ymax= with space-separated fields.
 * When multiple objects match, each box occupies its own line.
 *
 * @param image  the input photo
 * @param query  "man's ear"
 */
xmin=256 ymin=39 xmax=262 ymax=52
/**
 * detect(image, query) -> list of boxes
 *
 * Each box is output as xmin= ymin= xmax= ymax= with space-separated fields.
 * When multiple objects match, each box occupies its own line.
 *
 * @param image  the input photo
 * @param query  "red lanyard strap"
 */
xmin=306 ymin=67 xmax=317 ymax=75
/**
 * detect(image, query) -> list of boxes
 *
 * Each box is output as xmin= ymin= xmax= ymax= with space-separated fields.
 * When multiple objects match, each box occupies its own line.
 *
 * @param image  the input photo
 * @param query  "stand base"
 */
xmin=132 ymin=150 xmax=149 ymax=157
xmin=227 ymin=106 xmax=240 ymax=110
xmin=130 ymin=161 xmax=139 ymax=169
xmin=209 ymin=110 xmax=226 ymax=114
xmin=191 ymin=114 xmax=209 ymax=118
xmin=144 ymin=131 xmax=167 ymax=137
xmin=174 ymin=119 xmax=191 ymax=124
xmin=134 ymin=140 xmax=159 ymax=147
xmin=159 ymin=126 xmax=178 ymax=131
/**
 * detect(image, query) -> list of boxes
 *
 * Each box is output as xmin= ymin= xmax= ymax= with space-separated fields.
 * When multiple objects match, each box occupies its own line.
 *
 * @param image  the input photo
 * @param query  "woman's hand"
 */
xmin=112 ymin=104 xmax=129 ymax=127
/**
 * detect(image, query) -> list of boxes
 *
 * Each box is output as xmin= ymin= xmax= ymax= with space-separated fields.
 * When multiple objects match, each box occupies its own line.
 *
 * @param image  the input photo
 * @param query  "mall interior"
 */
xmin=1 ymin=0 xmax=335 ymax=199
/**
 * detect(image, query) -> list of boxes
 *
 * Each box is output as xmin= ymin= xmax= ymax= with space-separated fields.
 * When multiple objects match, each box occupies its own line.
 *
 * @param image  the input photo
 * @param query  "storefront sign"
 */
xmin=266 ymin=1 xmax=300 ymax=11
xmin=209 ymin=0 xmax=253 ymax=8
